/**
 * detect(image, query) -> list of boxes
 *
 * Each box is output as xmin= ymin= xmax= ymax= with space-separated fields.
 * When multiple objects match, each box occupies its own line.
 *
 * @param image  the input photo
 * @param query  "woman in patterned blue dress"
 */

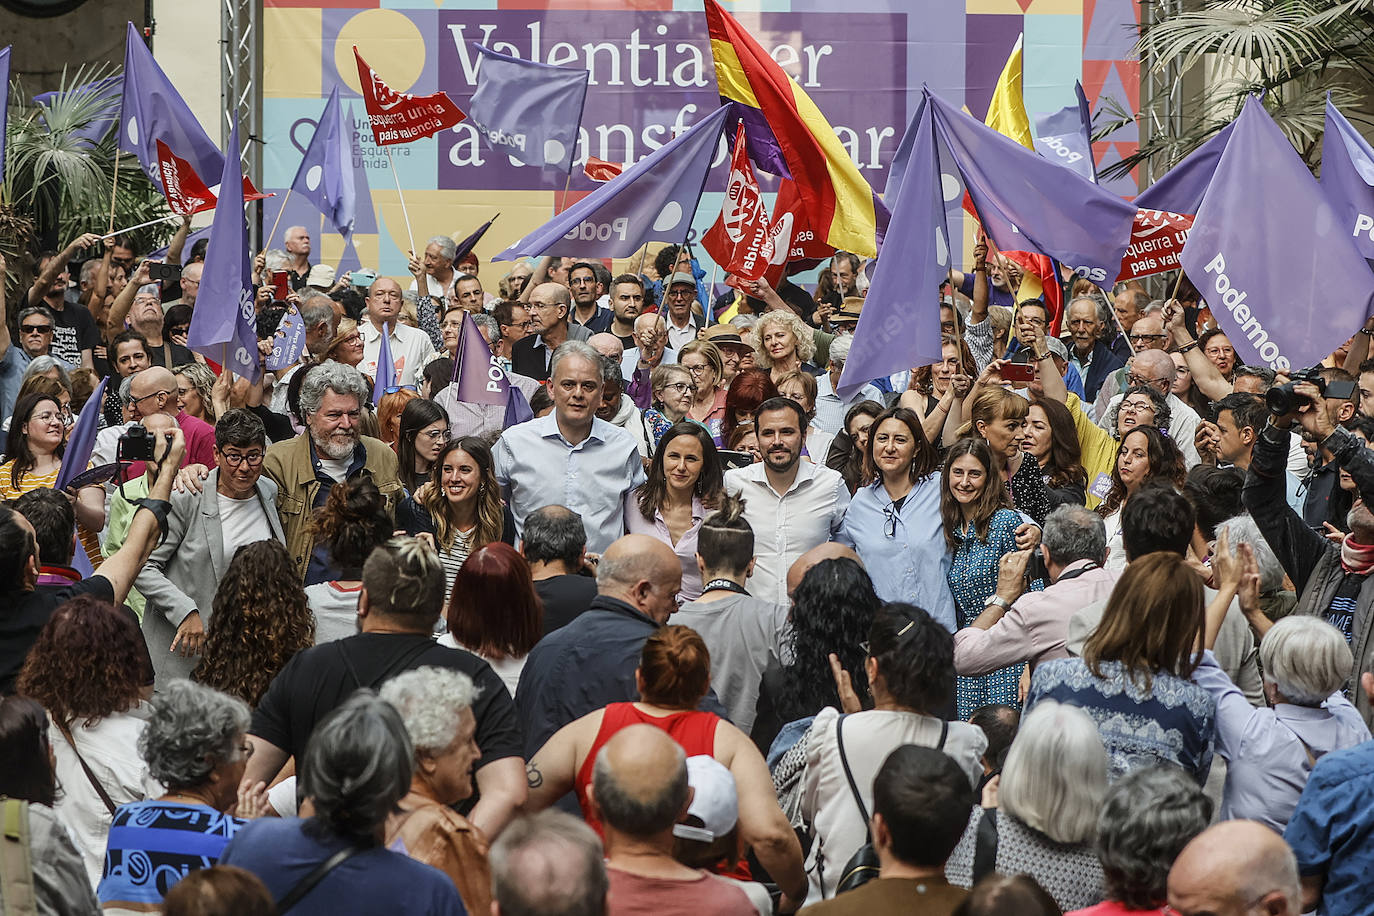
xmin=942 ymin=438 xmax=1042 ymax=719
xmin=99 ymin=681 xmax=270 ymax=913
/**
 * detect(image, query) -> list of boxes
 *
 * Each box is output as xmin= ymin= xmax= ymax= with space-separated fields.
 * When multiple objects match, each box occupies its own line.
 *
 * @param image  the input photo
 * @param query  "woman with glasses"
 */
xmin=1065 ymin=383 xmax=1172 ymax=511
xmin=1 ymin=391 xmax=105 ymax=566
xmin=400 ymin=437 xmax=513 ymax=604
xmin=625 ymin=422 xmax=725 ymax=602
xmin=97 ymin=680 xmax=271 ymax=913
xmin=942 ymin=438 xmax=1042 ymax=719
xmin=642 ymin=364 xmax=700 ymax=452
xmin=321 ymin=317 xmax=366 ymax=369
xmin=396 ymin=399 xmax=450 ymax=493
xmin=678 ymin=339 xmax=728 ymax=439
xmin=901 ymin=334 xmax=976 ymax=448
xmin=777 ymin=604 xmax=987 ymax=901
xmin=837 ymin=407 xmax=954 ymax=626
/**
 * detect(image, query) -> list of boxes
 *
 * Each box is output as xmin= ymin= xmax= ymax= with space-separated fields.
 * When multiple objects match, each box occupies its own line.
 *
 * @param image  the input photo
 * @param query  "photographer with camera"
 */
xmin=0 ymin=423 xmax=185 ymax=693
xmin=1243 ymin=375 xmax=1374 ymax=727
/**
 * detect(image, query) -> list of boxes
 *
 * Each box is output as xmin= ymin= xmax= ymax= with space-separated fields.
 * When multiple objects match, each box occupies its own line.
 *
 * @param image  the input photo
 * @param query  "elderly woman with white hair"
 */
xmin=1191 ymin=536 xmax=1370 ymax=832
xmin=381 ymin=666 xmax=491 ymax=916
xmin=946 ymin=700 xmax=1109 ymax=912
xmin=753 ymin=310 xmax=820 ymax=386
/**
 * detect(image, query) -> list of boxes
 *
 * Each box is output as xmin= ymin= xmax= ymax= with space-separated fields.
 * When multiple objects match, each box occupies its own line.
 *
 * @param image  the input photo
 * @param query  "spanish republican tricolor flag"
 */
xmin=705 ymin=0 xmax=881 ymax=258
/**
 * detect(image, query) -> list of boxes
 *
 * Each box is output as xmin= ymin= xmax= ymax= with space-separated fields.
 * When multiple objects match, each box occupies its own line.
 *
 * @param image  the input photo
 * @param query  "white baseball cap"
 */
xmin=672 ymin=755 xmax=738 ymax=843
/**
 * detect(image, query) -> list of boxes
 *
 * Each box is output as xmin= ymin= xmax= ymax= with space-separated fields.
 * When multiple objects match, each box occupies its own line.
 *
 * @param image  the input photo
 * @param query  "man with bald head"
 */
xmin=1094 ymin=310 xmax=1169 ymax=415
xmin=1098 ymin=346 xmax=1202 ymax=467
xmin=587 ymin=332 xmax=624 ymax=362
xmin=1167 ymin=821 xmax=1301 ymax=916
xmin=512 ymin=281 xmax=592 ymax=381
xmin=359 ymin=277 xmax=435 ymax=388
xmin=786 ymin=542 xmax=862 ymax=599
xmin=491 ymin=810 xmax=608 ymax=916
xmin=129 ymin=365 xmax=215 ymax=468
xmin=590 ymin=725 xmax=757 ymax=915
xmin=515 ymin=533 xmax=722 ymax=758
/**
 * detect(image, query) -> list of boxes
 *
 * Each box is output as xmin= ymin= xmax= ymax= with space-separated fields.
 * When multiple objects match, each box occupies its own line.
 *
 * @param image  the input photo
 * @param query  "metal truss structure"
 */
xmin=221 ymin=0 xmax=262 ymax=248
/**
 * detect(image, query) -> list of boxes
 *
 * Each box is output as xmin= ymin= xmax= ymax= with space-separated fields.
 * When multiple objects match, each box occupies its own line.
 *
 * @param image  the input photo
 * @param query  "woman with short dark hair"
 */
xmin=0 ymin=695 xmax=98 ymax=914
xmin=218 ymin=692 xmax=465 ymax=914
xmin=783 ymin=604 xmax=989 ymax=901
xmin=523 ymin=626 xmax=807 ymax=910
xmin=439 ymin=543 xmax=543 ymax=696
xmin=97 ymin=680 xmax=270 ymax=914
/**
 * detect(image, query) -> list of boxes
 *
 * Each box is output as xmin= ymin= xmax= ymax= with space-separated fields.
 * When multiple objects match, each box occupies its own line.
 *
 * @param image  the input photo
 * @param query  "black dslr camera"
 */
xmin=1266 ymin=368 xmax=1356 ymax=416
xmin=116 ymin=425 xmax=171 ymax=463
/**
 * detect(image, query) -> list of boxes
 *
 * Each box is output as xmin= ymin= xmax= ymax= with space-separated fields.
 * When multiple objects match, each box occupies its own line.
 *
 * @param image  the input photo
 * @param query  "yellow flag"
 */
xmin=985 ymin=35 xmax=1034 ymax=150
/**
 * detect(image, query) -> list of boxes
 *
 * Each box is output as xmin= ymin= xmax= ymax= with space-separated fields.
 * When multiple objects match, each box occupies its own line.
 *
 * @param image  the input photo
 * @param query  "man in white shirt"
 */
xmin=661 ymin=272 xmax=704 ymax=352
xmin=360 ymin=277 xmax=436 ymax=388
xmin=137 ymin=409 xmax=285 ymax=684
xmin=813 ymin=335 xmax=882 ymax=433
xmin=723 ymin=398 xmax=850 ymax=605
xmin=495 ymin=340 xmax=646 ymax=553
xmin=407 ymin=235 xmax=457 ymax=298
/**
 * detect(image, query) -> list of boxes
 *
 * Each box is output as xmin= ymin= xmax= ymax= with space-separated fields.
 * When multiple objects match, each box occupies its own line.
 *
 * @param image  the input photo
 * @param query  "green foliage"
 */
xmin=1105 ymin=0 xmax=1374 ymax=179
xmin=3 ymin=62 xmax=174 ymax=260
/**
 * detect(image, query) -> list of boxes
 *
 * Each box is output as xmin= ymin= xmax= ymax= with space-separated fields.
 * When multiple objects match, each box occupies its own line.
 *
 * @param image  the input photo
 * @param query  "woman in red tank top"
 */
xmin=524 ymin=626 xmax=805 ymax=904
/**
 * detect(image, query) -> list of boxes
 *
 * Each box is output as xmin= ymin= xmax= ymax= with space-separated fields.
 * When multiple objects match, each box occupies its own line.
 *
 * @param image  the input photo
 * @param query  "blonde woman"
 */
xmin=173 ymin=362 xmax=218 ymax=423
xmin=753 ymin=310 xmax=818 ymax=385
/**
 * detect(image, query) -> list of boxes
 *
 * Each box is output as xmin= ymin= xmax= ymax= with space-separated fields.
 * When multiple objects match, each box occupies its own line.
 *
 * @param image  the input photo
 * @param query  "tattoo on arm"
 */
xmin=526 ymin=761 xmax=544 ymax=789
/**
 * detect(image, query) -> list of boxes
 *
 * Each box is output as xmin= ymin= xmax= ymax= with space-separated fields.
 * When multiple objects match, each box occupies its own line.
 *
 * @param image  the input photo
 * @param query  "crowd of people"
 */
xmin=1 ymin=221 xmax=1373 ymax=916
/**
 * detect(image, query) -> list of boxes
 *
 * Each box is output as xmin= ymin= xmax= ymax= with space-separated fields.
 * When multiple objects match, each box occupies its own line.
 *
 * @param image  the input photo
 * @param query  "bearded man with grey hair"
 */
xmin=262 ymin=361 xmax=403 ymax=582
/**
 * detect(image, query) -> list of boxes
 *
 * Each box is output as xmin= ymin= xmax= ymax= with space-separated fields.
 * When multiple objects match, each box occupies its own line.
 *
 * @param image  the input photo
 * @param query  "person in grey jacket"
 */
xmin=136 ymin=410 xmax=285 ymax=685
xmin=1243 ymin=380 xmax=1374 ymax=727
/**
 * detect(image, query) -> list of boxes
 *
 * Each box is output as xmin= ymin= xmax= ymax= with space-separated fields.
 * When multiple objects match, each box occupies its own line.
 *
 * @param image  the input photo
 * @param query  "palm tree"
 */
xmin=1105 ymin=0 xmax=1374 ymax=180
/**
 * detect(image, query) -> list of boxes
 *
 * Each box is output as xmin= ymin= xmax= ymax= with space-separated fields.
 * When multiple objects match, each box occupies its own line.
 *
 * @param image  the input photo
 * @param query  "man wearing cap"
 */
xmin=305 ymin=263 xmax=336 ymax=292
xmin=828 ymin=297 xmax=864 ymax=338
xmin=815 ymin=334 xmax=883 ymax=434
xmin=663 ymin=271 xmax=704 ymax=351
xmin=674 ymin=756 xmax=775 ymax=915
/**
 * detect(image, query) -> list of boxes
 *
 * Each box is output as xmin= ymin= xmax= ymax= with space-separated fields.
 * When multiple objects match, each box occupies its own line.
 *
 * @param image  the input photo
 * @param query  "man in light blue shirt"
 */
xmin=813 ymin=335 xmax=883 ymax=433
xmin=495 ymin=340 xmax=645 ymax=554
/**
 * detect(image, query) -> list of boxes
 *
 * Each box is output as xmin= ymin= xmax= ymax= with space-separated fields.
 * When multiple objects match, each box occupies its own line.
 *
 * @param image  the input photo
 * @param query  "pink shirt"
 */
xmin=622 ymin=490 xmax=705 ymax=602
xmin=953 ymin=560 xmax=1119 ymax=677
xmin=1067 ymin=902 xmax=1167 ymax=916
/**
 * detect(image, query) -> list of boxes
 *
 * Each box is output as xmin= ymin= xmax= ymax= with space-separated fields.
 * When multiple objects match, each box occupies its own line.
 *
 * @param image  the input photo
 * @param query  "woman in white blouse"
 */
xmin=438 ymin=542 xmax=543 ymax=696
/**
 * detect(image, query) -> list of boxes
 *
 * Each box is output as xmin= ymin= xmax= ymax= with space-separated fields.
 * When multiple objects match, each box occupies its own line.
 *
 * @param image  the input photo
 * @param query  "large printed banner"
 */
xmin=262 ymin=0 xmax=1141 ymax=282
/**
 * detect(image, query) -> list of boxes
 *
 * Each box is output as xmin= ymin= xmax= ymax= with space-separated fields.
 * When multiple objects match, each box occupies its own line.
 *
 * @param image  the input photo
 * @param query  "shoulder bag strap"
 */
xmin=55 ymin=723 xmax=118 ymax=817
xmin=936 ymin=718 xmax=949 ymax=751
xmin=0 ymin=798 xmax=38 ymax=916
xmin=972 ymin=808 xmax=999 ymax=884
xmin=276 ymin=844 xmax=363 ymax=913
xmin=834 ymin=715 xmax=871 ymax=842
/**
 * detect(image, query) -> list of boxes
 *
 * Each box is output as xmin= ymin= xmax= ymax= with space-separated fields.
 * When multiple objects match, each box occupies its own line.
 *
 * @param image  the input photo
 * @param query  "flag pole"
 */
xmin=101 ymin=213 xmax=182 ymax=240
xmin=107 ymin=153 xmax=121 ymax=235
xmin=265 ymin=189 xmax=294 ymax=249
xmin=384 ymin=148 xmax=416 ymax=256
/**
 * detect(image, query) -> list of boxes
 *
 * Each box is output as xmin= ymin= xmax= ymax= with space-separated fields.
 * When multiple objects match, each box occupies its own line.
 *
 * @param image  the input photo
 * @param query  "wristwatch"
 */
xmin=984 ymin=595 xmax=1012 ymax=610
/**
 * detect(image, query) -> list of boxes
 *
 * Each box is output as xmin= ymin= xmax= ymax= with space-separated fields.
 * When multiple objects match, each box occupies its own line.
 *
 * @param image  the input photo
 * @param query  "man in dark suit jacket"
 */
xmin=1063 ymin=297 xmax=1126 ymax=402
xmin=512 ymin=282 xmax=592 ymax=381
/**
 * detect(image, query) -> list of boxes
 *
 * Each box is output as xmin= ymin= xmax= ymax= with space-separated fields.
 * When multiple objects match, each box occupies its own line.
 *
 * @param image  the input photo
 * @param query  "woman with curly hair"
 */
xmin=440 ymin=543 xmax=544 ymax=696
xmin=750 ymin=557 xmax=882 ymax=756
xmin=174 ymin=362 xmax=218 ymax=423
xmin=398 ymin=437 xmax=514 ymax=603
xmin=625 ymin=422 xmax=726 ymax=602
xmin=17 ymin=595 xmax=160 ymax=886
xmin=193 ymin=541 xmax=314 ymax=706
xmin=1097 ymin=426 xmax=1187 ymax=572
xmin=719 ymin=368 xmax=777 ymax=451
xmin=98 ymin=680 xmax=271 ymax=913
xmin=753 ymin=310 xmax=819 ymax=386
xmin=305 ymin=478 xmax=395 ymax=643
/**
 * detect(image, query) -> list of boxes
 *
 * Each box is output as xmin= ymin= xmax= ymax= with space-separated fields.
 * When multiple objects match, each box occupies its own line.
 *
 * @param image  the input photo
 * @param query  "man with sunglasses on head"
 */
xmin=136 ymin=409 xmax=286 ymax=685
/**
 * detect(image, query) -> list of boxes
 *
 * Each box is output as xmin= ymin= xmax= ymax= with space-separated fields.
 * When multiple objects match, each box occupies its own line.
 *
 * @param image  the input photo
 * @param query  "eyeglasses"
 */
xmin=882 ymin=503 xmax=898 ymax=538
xmin=132 ymin=389 xmax=174 ymax=406
xmin=666 ymin=288 xmax=695 ymax=300
xmin=1127 ymin=373 xmax=1168 ymax=389
xmin=383 ymin=385 xmax=418 ymax=395
xmin=661 ymin=382 xmax=696 ymax=394
xmin=681 ymin=364 xmax=711 ymax=376
xmin=1129 ymin=332 xmax=1167 ymax=344
xmin=418 ymin=428 xmax=451 ymax=442
xmin=1019 ymin=316 xmax=1047 ymax=327
xmin=1119 ymin=400 xmax=1154 ymax=414
xmin=170 ymin=324 xmax=190 ymax=337
xmin=20 ymin=324 xmax=52 ymax=334
xmin=219 ymin=450 xmax=265 ymax=467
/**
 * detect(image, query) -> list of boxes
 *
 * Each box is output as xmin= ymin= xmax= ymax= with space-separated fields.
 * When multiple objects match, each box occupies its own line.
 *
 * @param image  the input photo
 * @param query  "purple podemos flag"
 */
xmin=1320 ymin=97 xmax=1374 ymax=266
xmin=493 ymin=104 xmax=729 ymax=260
xmin=1134 ymin=119 xmax=1236 ymax=216
xmin=185 ymin=121 xmax=262 ymax=382
xmin=1180 ymin=96 xmax=1374 ymax=372
xmin=838 ymin=101 xmax=945 ymax=397
xmin=451 ymin=311 xmax=508 ymax=407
